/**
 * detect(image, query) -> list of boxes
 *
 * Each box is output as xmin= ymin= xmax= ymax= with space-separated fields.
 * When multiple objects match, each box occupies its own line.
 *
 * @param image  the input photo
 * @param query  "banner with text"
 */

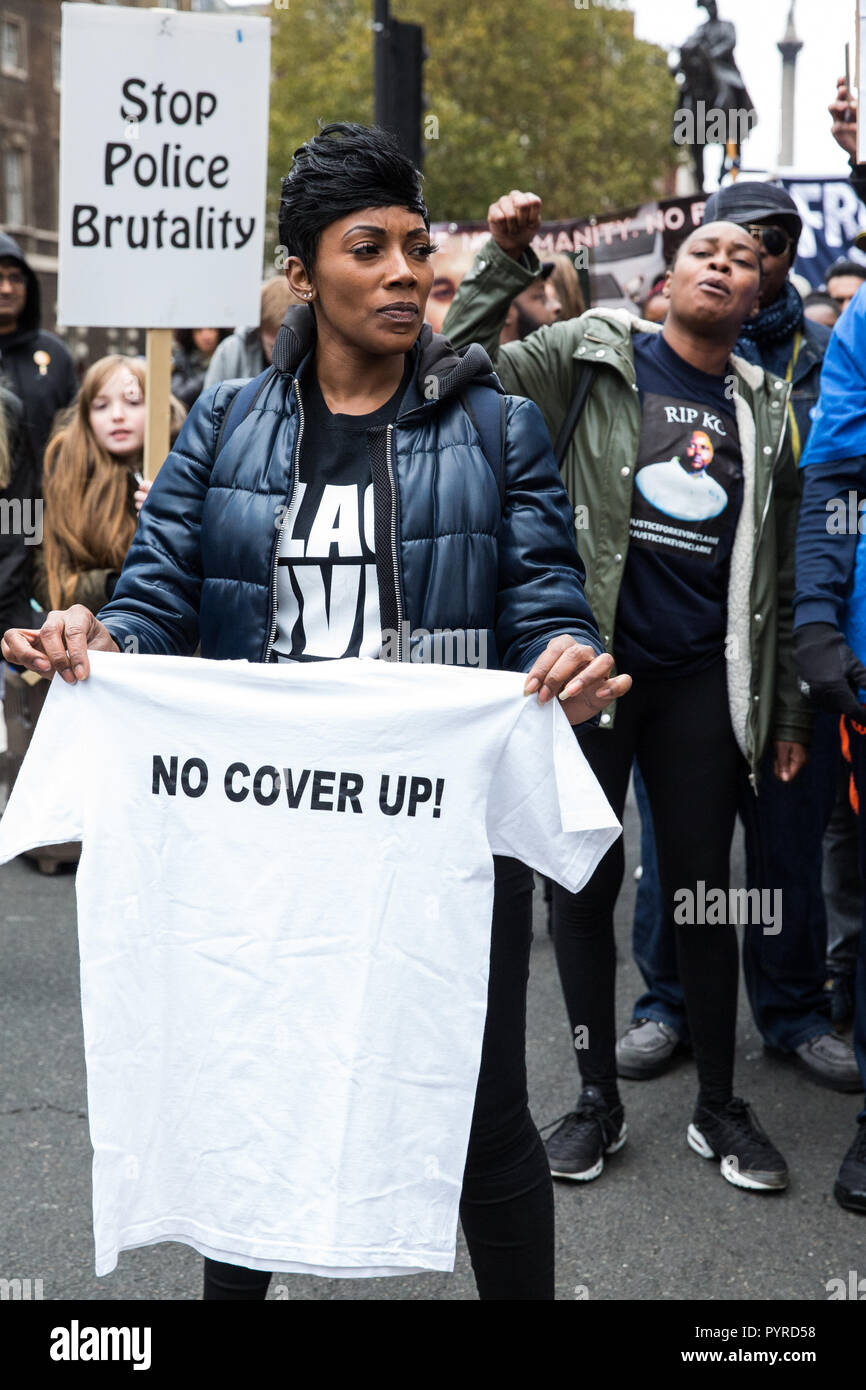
xmin=435 ymin=179 xmax=866 ymax=308
xmin=780 ymin=177 xmax=866 ymax=289
xmin=434 ymin=195 xmax=709 ymax=311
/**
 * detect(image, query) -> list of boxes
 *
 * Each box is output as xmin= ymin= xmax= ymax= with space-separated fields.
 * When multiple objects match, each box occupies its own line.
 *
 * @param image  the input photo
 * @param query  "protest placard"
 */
xmin=57 ymin=4 xmax=271 ymax=475
xmin=58 ymin=4 xmax=270 ymax=329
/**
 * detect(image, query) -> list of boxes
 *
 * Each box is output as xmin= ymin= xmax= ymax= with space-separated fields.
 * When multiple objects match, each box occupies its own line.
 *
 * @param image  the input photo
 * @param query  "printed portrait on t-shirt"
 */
xmin=629 ymin=394 xmax=740 ymax=563
xmin=635 ymin=428 xmax=729 ymax=522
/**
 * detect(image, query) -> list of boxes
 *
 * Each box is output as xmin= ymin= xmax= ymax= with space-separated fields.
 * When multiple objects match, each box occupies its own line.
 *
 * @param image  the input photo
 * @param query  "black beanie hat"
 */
xmin=702 ymin=182 xmax=802 ymax=254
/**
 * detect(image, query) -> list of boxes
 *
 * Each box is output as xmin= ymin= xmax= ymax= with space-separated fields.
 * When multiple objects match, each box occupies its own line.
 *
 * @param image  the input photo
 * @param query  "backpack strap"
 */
xmin=553 ymin=366 xmax=595 ymax=470
xmin=214 ymin=367 xmax=277 ymax=460
xmin=460 ymin=384 xmax=507 ymax=511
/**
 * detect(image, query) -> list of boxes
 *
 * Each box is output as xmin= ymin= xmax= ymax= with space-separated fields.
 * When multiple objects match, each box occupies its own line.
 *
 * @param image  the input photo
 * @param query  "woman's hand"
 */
xmin=524 ymin=635 xmax=632 ymax=726
xmin=134 ymin=477 xmax=152 ymax=513
xmin=1 ymin=606 xmax=121 ymax=684
xmin=773 ymin=740 xmax=808 ymax=784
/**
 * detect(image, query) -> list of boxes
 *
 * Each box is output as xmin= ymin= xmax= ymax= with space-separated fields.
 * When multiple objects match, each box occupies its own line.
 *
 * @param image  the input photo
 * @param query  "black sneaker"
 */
xmin=834 ymin=1120 xmax=866 ymax=1214
xmin=687 ymin=1097 xmax=788 ymax=1192
xmin=541 ymin=1085 xmax=627 ymax=1181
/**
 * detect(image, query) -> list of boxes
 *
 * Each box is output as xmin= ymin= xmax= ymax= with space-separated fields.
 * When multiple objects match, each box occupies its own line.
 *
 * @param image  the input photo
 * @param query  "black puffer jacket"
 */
xmin=0 ymin=385 xmax=39 ymax=632
xmin=0 ymin=233 xmax=78 ymax=471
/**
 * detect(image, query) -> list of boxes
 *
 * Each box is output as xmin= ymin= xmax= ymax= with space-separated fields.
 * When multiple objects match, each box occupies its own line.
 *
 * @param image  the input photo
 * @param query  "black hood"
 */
xmin=0 ymin=231 xmax=40 ymax=339
xmin=272 ymin=303 xmax=502 ymax=411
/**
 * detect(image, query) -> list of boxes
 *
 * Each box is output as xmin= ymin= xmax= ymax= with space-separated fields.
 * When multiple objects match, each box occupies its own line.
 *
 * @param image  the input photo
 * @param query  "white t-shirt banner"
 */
xmin=0 ymin=654 xmax=619 ymax=1279
xmin=57 ymin=5 xmax=270 ymax=328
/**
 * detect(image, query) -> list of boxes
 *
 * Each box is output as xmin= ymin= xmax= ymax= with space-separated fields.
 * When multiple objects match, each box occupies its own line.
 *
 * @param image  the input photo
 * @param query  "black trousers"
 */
xmin=552 ymin=659 xmax=743 ymax=1110
xmin=203 ymin=855 xmax=555 ymax=1301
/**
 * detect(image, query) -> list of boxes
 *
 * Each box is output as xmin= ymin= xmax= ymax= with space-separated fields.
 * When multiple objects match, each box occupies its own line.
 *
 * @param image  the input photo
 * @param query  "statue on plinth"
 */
xmin=675 ymin=1 xmax=757 ymax=188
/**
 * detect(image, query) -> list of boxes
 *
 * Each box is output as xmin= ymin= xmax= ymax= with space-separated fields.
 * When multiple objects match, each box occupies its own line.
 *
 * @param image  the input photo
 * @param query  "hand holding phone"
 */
xmin=830 ymin=71 xmax=858 ymax=157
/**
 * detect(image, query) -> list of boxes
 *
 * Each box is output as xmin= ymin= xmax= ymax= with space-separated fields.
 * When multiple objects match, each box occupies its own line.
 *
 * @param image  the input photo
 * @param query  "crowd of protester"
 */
xmin=2 ymin=77 xmax=866 ymax=1298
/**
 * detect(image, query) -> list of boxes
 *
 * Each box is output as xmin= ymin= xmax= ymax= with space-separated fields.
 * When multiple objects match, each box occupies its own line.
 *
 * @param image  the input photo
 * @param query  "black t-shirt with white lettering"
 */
xmin=614 ymin=332 xmax=743 ymax=678
xmin=272 ymin=360 xmax=411 ymax=662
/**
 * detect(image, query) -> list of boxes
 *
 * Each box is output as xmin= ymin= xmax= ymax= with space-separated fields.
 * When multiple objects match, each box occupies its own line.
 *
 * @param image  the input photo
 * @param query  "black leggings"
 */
xmin=203 ymin=855 xmax=554 ymax=1301
xmin=552 ymin=659 xmax=742 ymax=1111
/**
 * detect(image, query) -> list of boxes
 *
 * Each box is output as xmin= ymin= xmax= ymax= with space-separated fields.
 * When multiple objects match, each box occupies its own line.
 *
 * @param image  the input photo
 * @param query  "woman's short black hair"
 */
xmin=278 ymin=122 xmax=429 ymax=276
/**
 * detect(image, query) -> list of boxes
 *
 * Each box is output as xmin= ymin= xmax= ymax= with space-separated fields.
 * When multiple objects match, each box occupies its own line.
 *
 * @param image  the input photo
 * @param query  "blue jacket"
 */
xmin=794 ymin=285 xmax=866 ymax=659
xmin=97 ymin=306 xmax=601 ymax=673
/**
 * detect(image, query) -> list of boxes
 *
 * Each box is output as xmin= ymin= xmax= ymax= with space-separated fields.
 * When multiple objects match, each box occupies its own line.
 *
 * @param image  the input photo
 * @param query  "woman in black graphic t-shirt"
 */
xmin=441 ymin=190 xmax=810 ymax=1201
xmin=2 ymin=125 xmax=630 ymax=1302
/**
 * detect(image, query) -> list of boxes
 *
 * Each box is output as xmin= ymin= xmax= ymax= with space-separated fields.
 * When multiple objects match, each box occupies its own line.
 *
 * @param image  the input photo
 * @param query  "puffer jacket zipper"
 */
xmin=384 ymin=423 xmax=405 ymax=661
xmin=264 ymin=377 xmax=304 ymax=662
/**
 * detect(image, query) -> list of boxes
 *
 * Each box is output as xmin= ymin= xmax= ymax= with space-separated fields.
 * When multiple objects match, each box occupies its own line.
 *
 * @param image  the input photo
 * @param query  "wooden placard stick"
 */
xmin=144 ymin=328 xmax=172 ymax=481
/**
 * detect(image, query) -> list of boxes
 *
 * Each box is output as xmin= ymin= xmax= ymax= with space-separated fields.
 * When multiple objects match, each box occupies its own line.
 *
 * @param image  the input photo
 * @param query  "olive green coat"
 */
xmin=443 ymin=237 xmax=811 ymax=779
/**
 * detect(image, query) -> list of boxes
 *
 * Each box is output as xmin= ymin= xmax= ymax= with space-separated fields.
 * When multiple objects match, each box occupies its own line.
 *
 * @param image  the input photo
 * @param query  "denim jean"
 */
xmin=631 ymin=765 xmax=684 ymax=1035
xmin=631 ymin=713 xmax=841 ymax=1052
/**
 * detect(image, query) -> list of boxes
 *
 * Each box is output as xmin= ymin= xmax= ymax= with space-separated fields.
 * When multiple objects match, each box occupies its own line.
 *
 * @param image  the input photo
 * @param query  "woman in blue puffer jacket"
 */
xmin=2 ymin=123 xmax=630 ymax=1300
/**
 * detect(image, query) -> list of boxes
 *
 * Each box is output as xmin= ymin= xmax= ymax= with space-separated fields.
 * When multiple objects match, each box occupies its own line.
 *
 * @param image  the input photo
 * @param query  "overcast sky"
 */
xmin=630 ymin=0 xmax=858 ymax=183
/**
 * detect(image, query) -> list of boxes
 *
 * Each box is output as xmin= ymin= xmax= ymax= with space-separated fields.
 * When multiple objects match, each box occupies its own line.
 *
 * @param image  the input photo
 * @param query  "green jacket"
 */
xmin=443 ymin=237 xmax=811 ymax=780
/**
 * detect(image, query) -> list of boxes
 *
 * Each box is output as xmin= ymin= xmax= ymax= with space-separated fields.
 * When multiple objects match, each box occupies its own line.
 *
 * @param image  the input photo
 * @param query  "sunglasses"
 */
xmin=746 ymin=224 xmax=795 ymax=258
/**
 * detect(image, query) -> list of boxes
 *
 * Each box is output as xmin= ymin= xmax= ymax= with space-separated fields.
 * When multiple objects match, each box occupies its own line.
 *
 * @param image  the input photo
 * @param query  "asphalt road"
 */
xmin=1 ymin=779 xmax=864 ymax=1304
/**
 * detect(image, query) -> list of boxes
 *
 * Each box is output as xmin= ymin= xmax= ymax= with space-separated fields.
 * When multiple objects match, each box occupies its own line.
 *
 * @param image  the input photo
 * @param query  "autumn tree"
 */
xmin=268 ymin=0 xmax=678 ymax=241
